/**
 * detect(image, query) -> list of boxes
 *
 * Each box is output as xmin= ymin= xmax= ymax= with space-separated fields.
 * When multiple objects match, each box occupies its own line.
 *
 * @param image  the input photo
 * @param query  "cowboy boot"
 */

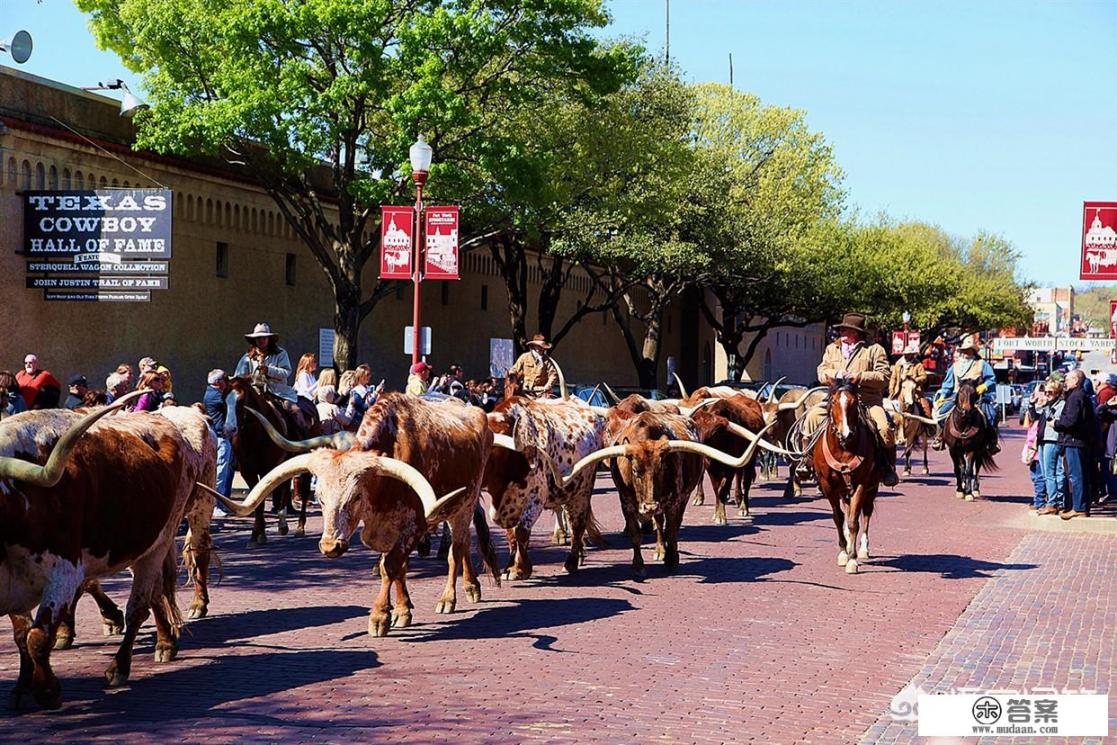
xmin=931 ymin=424 xmax=945 ymax=451
xmin=879 ymin=442 xmax=899 ymax=487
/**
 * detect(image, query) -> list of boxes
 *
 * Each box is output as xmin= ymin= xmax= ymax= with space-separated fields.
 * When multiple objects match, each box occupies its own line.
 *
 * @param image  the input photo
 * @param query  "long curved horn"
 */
xmin=679 ymin=398 xmax=720 ymax=417
xmin=777 ymin=386 xmax=828 ymax=412
xmin=197 ymin=454 xmax=313 ymax=517
xmin=673 ymin=373 xmax=689 ymax=400
xmin=560 ymin=445 xmax=632 ymax=486
xmin=245 ymin=408 xmax=353 ymax=452
xmin=0 ymin=389 xmax=147 ymax=487
xmin=899 ymin=411 xmax=938 ymax=426
xmin=491 ymin=433 xmax=518 ymax=451
xmin=725 ymin=422 xmax=796 ymax=457
xmin=602 ymin=382 xmax=621 ymax=404
xmin=551 ymin=357 xmax=569 ymax=400
xmin=664 ymin=420 xmax=776 ymax=468
xmin=764 ymin=377 xmax=786 ymax=404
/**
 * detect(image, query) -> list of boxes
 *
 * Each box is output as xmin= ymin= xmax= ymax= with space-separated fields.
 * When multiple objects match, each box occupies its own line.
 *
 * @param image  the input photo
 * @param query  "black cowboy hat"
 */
xmin=832 ymin=312 xmax=868 ymax=334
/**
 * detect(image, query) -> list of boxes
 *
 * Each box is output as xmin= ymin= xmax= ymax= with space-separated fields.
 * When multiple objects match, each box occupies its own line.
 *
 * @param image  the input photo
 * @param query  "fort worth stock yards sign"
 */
xmin=21 ymin=189 xmax=172 ymax=302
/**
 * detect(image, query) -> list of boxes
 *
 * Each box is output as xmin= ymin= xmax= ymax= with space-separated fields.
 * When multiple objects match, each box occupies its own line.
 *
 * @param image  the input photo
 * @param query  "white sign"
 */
xmin=991 ymin=337 xmax=1116 ymax=354
xmin=995 ymin=384 xmax=1013 ymax=405
xmin=918 ymin=694 xmax=1108 ymax=737
xmin=490 ymin=338 xmax=515 ymax=378
xmin=318 ymin=328 xmax=335 ymax=368
xmin=403 ymin=326 xmax=431 ymax=356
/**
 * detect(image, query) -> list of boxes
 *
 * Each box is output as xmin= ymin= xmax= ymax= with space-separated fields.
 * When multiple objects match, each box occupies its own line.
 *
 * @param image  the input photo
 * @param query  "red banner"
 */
xmin=1080 ymin=202 xmax=1117 ymax=280
xmin=379 ymin=206 xmax=415 ymax=280
xmin=424 ymin=206 xmax=460 ymax=280
xmin=891 ymin=330 xmax=920 ymax=355
xmin=1110 ymin=300 xmax=1117 ymax=339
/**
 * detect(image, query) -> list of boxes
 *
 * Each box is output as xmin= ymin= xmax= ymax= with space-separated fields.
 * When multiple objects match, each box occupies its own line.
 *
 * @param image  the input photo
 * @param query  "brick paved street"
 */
xmin=2 ymin=427 xmax=1114 ymax=743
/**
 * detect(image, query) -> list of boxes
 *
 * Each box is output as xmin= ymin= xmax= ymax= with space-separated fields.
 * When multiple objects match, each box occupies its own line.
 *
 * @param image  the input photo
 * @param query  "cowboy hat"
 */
xmin=957 ymin=333 xmax=980 ymax=352
xmin=526 ymin=334 xmax=552 ymax=350
xmin=245 ymin=322 xmax=279 ymax=342
xmin=832 ymin=312 xmax=868 ymax=335
xmin=902 ymin=341 xmax=921 ymax=356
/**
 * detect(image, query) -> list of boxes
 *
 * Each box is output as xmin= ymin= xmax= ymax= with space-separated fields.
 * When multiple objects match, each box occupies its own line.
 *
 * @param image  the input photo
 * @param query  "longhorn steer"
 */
xmin=207 ymin=394 xmax=500 ymax=637
xmin=1 ymin=395 xmax=211 ymax=709
xmin=484 ymin=397 xmax=607 ymax=579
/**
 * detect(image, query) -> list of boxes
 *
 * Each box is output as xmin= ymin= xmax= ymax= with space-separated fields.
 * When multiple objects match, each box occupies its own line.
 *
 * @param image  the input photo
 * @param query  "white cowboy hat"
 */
xmin=903 ymin=341 xmax=921 ymax=356
xmin=957 ymin=334 xmax=980 ymax=352
xmin=245 ymin=322 xmax=279 ymax=342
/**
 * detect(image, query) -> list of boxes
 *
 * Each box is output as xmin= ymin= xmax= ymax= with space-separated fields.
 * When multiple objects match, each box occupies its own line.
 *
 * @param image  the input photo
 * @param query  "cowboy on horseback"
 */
xmin=889 ymin=342 xmax=933 ymax=418
xmin=800 ymin=312 xmax=900 ymax=487
xmin=931 ymin=333 xmax=998 ymax=452
xmin=234 ymin=322 xmax=314 ymax=431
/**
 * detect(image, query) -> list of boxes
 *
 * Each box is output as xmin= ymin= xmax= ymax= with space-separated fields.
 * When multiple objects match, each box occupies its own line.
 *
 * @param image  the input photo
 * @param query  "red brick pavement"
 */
xmin=1 ymin=428 xmax=1109 ymax=743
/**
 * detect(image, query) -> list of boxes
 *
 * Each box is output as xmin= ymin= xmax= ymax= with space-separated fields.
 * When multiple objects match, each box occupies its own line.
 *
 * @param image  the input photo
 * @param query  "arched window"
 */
xmin=763 ymin=349 xmax=773 ymax=381
xmin=7 ymin=157 xmax=16 ymax=186
xmin=111 ymin=178 xmax=119 ymax=188
xmin=99 ymin=176 xmax=108 ymax=188
xmin=224 ymin=202 xmax=232 ymax=228
xmin=234 ymin=204 xmax=240 ymax=230
xmin=251 ymin=208 xmax=258 ymax=232
xmin=206 ymin=198 xmax=213 ymax=223
xmin=186 ymin=194 xmax=194 ymax=221
xmin=35 ymin=162 xmax=45 ymax=189
xmin=122 ymin=180 xmax=130 ymax=188
xmin=21 ymin=160 xmax=32 ymax=190
xmin=48 ymin=165 xmax=58 ymax=189
xmin=62 ymin=168 xmax=72 ymax=189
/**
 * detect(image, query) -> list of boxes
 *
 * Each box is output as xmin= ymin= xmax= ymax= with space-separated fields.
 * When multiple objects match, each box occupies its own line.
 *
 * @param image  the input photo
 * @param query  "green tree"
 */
xmin=78 ymin=0 xmax=632 ymax=369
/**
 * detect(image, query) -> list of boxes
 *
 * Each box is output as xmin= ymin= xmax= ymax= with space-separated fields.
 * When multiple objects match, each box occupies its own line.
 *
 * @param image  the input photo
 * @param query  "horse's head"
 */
xmin=828 ymin=382 xmax=862 ymax=450
xmin=900 ymin=378 xmax=918 ymax=408
xmin=503 ymin=372 xmax=523 ymax=400
xmin=957 ymin=381 xmax=979 ymax=414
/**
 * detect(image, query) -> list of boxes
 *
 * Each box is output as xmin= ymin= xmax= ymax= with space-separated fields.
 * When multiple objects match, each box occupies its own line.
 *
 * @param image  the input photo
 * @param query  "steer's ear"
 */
xmin=425 ymin=488 xmax=473 ymax=528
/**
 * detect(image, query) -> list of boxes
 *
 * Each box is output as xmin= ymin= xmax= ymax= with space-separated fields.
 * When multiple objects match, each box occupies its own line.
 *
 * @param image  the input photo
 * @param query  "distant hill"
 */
xmin=1076 ymin=285 xmax=1117 ymax=329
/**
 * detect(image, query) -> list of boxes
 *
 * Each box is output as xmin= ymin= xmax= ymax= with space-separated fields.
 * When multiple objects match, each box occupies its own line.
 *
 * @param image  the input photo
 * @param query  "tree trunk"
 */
xmin=611 ymin=278 xmax=671 ymax=389
xmin=739 ymin=325 xmax=770 ymax=370
xmin=491 ymin=236 xmax=529 ymax=354
xmin=332 ymin=291 xmax=362 ymax=372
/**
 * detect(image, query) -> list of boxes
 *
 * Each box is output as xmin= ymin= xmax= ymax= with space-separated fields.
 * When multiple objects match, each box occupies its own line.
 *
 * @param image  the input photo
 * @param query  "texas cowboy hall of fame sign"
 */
xmin=1080 ymin=201 xmax=1117 ymax=280
xmin=20 ymin=188 xmax=173 ymax=302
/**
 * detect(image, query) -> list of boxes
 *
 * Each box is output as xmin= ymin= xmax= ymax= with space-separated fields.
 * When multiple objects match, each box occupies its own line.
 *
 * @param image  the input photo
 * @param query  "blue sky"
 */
xmin=4 ymin=0 xmax=1115 ymax=286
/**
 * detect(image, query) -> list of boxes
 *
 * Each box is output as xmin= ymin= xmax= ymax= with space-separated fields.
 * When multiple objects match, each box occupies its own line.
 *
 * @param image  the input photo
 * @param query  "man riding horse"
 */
xmin=234 ymin=322 xmax=316 ymax=431
xmin=932 ymin=333 xmax=999 ymax=453
xmin=889 ymin=342 xmax=932 ymax=418
xmin=800 ymin=312 xmax=900 ymax=487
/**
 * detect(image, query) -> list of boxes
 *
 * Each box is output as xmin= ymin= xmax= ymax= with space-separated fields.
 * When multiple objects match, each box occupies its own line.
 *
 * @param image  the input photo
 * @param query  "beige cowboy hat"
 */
xmin=526 ymin=333 xmax=552 ymax=350
xmin=957 ymin=333 xmax=981 ymax=352
xmin=245 ymin=322 xmax=279 ymax=342
xmin=902 ymin=341 xmax=921 ymax=356
xmin=832 ymin=312 xmax=868 ymax=335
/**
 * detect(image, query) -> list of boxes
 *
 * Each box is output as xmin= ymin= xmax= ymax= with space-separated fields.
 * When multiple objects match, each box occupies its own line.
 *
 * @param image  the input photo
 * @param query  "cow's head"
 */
xmin=484 ymin=403 xmax=551 ymax=529
xmin=625 ymin=438 xmax=688 ymax=517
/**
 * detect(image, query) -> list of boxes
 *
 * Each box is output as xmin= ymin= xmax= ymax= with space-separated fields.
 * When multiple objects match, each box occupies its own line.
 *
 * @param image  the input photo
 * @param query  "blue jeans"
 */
xmin=216 ymin=436 xmax=235 ymax=498
xmin=1040 ymin=442 xmax=1065 ymax=511
xmin=1029 ymin=460 xmax=1047 ymax=508
xmin=1062 ymin=446 xmax=1091 ymax=513
xmin=1105 ymin=458 xmax=1117 ymax=498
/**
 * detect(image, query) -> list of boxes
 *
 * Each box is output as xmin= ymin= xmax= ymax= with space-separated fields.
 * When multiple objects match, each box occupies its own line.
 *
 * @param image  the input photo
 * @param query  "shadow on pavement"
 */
xmin=677 ymin=556 xmax=797 ymax=584
xmin=409 ymin=597 xmax=633 ymax=649
xmin=184 ymin=605 xmax=370 ymax=647
xmin=871 ymin=553 xmax=1038 ymax=579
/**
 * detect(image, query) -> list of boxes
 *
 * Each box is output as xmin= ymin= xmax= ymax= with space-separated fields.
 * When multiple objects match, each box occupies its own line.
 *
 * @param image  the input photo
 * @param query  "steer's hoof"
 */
xmin=277 ymin=521 xmax=289 ymax=536
xmin=845 ymin=559 xmax=859 ymax=575
xmin=188 ymin=604 xmax=208 ymax=621
xmin=713 ymin=513 xmax=727 ymax=526
xmin=922 ymin=467 xmax=931 ymax=476
xmin=247 ymin=533 xmax=266 ymax=547
xmin=692 ymin=496 xmax=705 ymax=506
xmin=53 ymin=632 xmax=74 ymax=651
xmin=551 ymin=529 xmax=568 ymax=546
xmin=33 ymin=682 xmax=62 ymax=711
xmin=502 ymin=566 xmax=531 ymax=581
xmin=955 ymin=491 xmax=965 ymax=500
xmin=964 ymin=493 xmax=974 ymax=502
xmin=631 ymin=564 xmax=646 ymax=580
xmin=838 ymin=550 xmax=849 ymax=567
xmin=465 ymin=584 xmax=482 ymax=604
xmin=9 ymin=686 xmax=29 ymax=711
xmin=103 ymin=620 xmax=124 ymax=636
xmin=368 ymin=614 xmax=391 ymax=637
xmin=154 ymin=643 xmax=178 ymax=664
xmin=104 ymin=665 xmax=129 ymax=688
xmin=738 ymin=509 xmax=753 ymax=522
xmin=972 ymin=491 xmax=981 ymax=500
xmin=857 ymin=548 xmax=869 ymax=561
xmin=390 ymin=610 xmax=412 ymax=628
xmin=294 ymin=525 xmax=306 ymax=538
xmin=434 ymin=598 xmax=456 ymax=615
xmin=563 ymin=556 xmax=580 ymax=574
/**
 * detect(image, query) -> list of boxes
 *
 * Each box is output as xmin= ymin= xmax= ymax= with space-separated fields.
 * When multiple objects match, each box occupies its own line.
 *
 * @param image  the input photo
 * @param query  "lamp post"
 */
xmin=901 ymin=310 xmax=911 ymax=350
xmin=81 ymin=79 xmax=148 ymax=118
xmin=0 ymin=30 xmax=33 ymax=64
xmin=409 ymin=135 xmax=433 ymax=366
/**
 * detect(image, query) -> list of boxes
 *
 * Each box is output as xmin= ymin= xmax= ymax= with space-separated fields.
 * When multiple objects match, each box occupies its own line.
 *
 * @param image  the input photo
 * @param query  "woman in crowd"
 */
xmin=1035 ymin=379 xmax=1066 ymax=515
xmin=0 ymin=370 xmax=26 ymax=419
xmin=294 ymin=353 xmax=319 ymax=401
xmin=314 ymin=384 xmax=348 ymax=434
xmin=1022 ymin=385 xmax=1047 ymax=513
xmin=133 ymin=370 xmax=166 ymax=412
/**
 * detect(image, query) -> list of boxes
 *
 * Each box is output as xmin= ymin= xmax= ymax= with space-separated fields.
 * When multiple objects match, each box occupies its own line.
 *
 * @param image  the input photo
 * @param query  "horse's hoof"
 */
xmin=857 ymin=548 xmax=869 ymax=561
xmin=465 ymin=584 xmax=482 ymax=603
xmin=972 ymin=491 xmax=981 ymax=500
xmin=104 ymin=665 xmax=128 ymax=688
xmin=922 ymin=468 xmax=930 ymax=476
xmin=368 ymin=614 xmax=391 ymax=637
xmin=838 ymin=550 xmax=849 ymax=567
xmin=964 ymin=493 xmax=975 ymax=502
xmin=955 ymin=491 xmax=965 ymax=500
xmin=154 ymin=643 xmax=178 ymax=664
xmin=277 ymin=521 xmax=289 ymax=536
xmin=33 ymin=682 xmax=62 ymax=711
xmin=692 ymin=496 xmax=705 ymax=506
xmin=53 ymin=633 xmax=74 ymax=651
xmin=188 ymin=605 xmax=208 ymax=621
xmin=713 ymin=514 xmax=727 ymax=526
xmin=434 ymin=598 xmax=456 ymax=614
xmin=738 ymin=511 xmax=753 ymax=523
xmin=845 ymin=559 xmax=859 ymax=574
xmin=390 ymin=610 xmax=412 ymax=628
xmin=103 ymin=622 xmax=123 ymax=637
xmin=631 ymin=564 xmax=646 ymax=580
xmin=294 ymin=526 xmax=305 ymax=538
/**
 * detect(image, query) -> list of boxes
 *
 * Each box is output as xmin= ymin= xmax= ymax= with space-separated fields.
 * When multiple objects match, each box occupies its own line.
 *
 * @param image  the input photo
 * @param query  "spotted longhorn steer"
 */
xmin=206 ymin=394 xmax=500 ymax=637
xmin=484 ymin=397 xmax=609 ymax=579
xmin=0 ymin=394 xmax=211 ymax=709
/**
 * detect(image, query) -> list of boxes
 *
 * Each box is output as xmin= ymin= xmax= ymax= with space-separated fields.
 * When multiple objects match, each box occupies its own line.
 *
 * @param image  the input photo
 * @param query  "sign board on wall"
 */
xmin=991 ymin=336 xmax=1117 ymax=354
xmin=318 ymin=328 xmax=336 ymax=368
xmin=380 ymin=206 xmax=415 ymax=280
xmin=490 ymin=338 xmax=515 ymax=378
xmin=424 ymin=206 xmax=460 ymax=280
xmin=21 ymin=189 xmax=173 ymax=302
xmin=1080 ymin=202 xmax=1117 ymax=280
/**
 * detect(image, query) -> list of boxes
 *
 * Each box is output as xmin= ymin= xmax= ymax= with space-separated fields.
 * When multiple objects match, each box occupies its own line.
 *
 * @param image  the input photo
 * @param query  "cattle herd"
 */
xmin=0 ymin=369 xmax=956 ymax=710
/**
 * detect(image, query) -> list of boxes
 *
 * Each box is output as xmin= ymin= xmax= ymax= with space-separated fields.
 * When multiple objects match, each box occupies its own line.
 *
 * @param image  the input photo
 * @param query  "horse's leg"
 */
xmin=845 ymin=485 xmax=864 ymax=574
xmin=436 ymin=521 xmax=452 ymax=560
xmin=293 ymin=473 xmax=310 ymax=537
xmin=276 ymin=481 xmax=290 ymax=536
xmin=857 ymin=491 xmax=875 ymax=561
xmin=970 ymin=455 xmax=981 ymax=500
xmin=922 ymin=430 xmax=930 ymax=475
xmin=247 ymin=474 xmax=266 ymax=547
xmin=829 ymin=494 xmax=849 ymax=567
xmin=953 ymin=452 xmax=965 ymax=499
xmin=963 ymin=453 xmax=975 ymax=501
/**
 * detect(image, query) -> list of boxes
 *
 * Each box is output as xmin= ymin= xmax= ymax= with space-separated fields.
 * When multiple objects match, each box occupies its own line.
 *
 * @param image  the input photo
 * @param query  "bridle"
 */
xmin=821 ymin=384 xmax=869 ymax=493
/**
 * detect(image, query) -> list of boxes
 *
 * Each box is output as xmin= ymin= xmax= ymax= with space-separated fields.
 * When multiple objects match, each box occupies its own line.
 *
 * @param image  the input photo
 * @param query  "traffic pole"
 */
xmin=411 ymin=183 xmax=424 ymax=366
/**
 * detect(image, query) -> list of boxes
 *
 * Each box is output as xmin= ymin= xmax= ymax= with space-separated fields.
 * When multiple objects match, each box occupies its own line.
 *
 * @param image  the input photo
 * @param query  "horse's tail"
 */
xmin=974 ymin=427 xmax=1000 ymax=472
xmin=473 ymin=501 xmax=502 ymax=587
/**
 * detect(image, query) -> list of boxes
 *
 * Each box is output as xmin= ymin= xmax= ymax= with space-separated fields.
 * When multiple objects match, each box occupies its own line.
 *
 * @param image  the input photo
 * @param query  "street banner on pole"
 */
xmin=379 ymin=206 xmax=415 ymax=279
xmin=891 ymin=331 xmax=906 ymax=355
xmin=424 ymin=206 xmax=459 ymax=280
xmin=1080 ymin=202 xmax=1117 ymax=280
xmin=1110 ymin=299 xmax=1117 ymax=339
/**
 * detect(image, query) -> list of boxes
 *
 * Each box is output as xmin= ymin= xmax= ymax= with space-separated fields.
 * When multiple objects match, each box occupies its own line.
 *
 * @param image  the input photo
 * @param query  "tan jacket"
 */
xmin=509 ymin=351 xmax=558 ymax=396
xmin=817 ymin=341 xmax=891 ymax=406
xmin=888 ymin=360 xmax=928 ymax=399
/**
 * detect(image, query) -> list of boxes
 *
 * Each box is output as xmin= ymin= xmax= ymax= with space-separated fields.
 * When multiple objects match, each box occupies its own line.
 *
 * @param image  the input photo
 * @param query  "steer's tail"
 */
xmin=583 ymin=502 xmax=608 ymax=548
xmin=473 ymin=502 xmax=502 ymax=587
xmin=162 ymin=546 xmax=185 ymax=636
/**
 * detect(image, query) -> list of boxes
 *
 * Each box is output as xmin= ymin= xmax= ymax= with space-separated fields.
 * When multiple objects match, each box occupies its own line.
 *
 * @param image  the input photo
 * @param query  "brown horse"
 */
xmin=227 ymin=376 xmax=320 ymax=545
xmin=896 ymin=378 xmax=935 ymax=478
xmin=942 ymin=380 xmax=998 ymax=501
xmin=811 ymin=383 xmax=879 ymax=575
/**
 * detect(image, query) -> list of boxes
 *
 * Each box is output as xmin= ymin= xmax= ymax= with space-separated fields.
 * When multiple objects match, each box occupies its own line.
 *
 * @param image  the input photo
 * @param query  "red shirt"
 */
xmin=1098 ymin=384 xmax=1116 ymax=406
xmin=16 ymin=369 xmax=61 ymax=409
